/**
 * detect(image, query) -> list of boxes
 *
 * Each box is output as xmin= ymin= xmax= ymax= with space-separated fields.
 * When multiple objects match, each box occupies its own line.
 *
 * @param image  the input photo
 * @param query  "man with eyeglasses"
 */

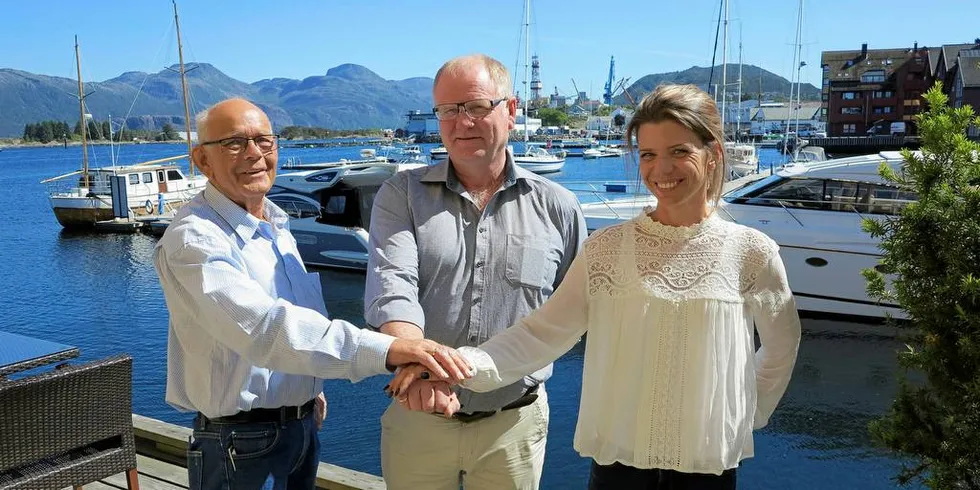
xmin=365 ymin=54 xmax=586 ymax=489
xmin=154 ymin=98 xmax=473 ymax=490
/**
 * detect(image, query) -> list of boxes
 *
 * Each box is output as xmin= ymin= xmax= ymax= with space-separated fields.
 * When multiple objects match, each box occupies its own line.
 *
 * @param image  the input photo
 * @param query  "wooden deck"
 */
xmin=75 ymin=415 xmax=386 ymax=490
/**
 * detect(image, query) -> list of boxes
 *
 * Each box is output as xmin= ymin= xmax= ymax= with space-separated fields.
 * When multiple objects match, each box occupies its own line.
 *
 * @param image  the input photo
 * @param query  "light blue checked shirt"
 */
xmin=155 ymin=184 xmax=394 ymax=419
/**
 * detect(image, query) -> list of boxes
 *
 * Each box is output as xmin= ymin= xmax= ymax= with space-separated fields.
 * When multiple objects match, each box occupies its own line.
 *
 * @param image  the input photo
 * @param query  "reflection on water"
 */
xmin=0 ymin=145 xmax=920 ymax=489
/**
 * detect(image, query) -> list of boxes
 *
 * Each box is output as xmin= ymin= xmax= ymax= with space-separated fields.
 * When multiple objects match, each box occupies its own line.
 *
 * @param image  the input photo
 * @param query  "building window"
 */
xmin=872 ymin=91 xmax=894 ymax=98
xmin=862 ymin=70 xmax=886 ymax=83
xmin=841 ymin=107 xmax=863 ymax=115
xmin=872 ymin=106 xmax=894 ymax=114
xmin=842 ymin=92 xmax=861 ymax=100
xmin=843 ymin=124 xmax=856 ymax=134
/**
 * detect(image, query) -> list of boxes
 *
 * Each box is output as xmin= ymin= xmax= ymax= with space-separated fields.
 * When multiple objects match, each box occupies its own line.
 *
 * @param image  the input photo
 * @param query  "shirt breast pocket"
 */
xmin=505 ymin=234 xmax=556 ymax=290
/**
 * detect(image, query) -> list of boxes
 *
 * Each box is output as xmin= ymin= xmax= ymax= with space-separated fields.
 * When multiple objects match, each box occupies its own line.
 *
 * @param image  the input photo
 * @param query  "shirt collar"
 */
xmin=203 ymin=184 xmax=289 ymax=242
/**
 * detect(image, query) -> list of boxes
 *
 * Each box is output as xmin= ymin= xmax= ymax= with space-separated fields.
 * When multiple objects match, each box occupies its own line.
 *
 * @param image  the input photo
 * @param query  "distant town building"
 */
xmin=404 ymin=110 xmax=439 ymax=138
xmin=932 ymin=39 xmax=980 ymax=137
xmin=722 ymin=100 xmax=760 ymax=132
xmin=175 ymin=131 xmax=198 ymax=142
xmin=514 ymin=114 xmax=542 ymax=136
xmin=749 ymin=102 xmax=824 ymax=136
xmin=821 ymin=42 xmax=932 ymax=136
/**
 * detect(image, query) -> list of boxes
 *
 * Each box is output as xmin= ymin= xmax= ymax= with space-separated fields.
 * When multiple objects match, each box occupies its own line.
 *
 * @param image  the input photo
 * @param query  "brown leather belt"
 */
xmin=453 ymin=385 xmax=539 ymax=423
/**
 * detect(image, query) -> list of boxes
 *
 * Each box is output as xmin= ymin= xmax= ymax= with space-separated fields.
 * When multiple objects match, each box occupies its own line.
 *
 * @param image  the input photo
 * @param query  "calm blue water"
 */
xmin=0 ymin=142 xmax=915 ymax=489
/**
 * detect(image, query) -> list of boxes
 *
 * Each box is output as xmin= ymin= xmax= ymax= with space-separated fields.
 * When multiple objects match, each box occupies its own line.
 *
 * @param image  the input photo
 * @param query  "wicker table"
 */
xmin=0 ymin=330 xmax=79 ymax=377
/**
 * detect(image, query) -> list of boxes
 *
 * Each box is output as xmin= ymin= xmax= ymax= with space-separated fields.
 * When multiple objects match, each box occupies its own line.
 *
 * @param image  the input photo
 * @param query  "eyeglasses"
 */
xmin=432 ymin=98 xmax=507 ymax=121
xmin=200 ymin=134 xmax=278 ymax=154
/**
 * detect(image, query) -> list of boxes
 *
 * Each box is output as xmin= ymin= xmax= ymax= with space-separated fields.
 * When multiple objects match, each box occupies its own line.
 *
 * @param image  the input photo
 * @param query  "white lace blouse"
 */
xmin=458 ymin=211 xmax=801 ymax=475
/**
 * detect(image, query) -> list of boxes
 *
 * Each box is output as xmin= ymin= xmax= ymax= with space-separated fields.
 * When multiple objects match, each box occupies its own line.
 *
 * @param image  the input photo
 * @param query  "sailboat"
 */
xmin=511 ymin=0 xmax=565 ymax=174
xmin=42 ymin=2 xmax=206 ymax=229
xmin=717 ymin=0 xmax=759 ymax=179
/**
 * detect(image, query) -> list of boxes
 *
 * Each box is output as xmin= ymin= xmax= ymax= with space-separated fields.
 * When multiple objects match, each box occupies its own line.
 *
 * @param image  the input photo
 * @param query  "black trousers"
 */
xmin=588 ymin=461 xmax=737 ymax=490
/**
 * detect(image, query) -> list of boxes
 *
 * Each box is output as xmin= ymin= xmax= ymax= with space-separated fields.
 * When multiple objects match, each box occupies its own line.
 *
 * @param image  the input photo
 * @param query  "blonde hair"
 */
xmin=625 ymin=84 xmax=727 ymax=203
xmin=433 ymin=54 xmax=513 ymax=99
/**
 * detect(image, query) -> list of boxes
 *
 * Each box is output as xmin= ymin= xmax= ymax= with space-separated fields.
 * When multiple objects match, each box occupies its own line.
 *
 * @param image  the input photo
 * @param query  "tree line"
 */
xmin=279 ymin=126 xmax=384 ymax=140
xmin=21 ymin=119 xmax=173 ymax=143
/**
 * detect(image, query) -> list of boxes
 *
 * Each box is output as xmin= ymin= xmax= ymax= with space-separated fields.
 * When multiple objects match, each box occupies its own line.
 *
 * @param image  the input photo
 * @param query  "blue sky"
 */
xmin=1 ymin=0 xmax=977 ymax=99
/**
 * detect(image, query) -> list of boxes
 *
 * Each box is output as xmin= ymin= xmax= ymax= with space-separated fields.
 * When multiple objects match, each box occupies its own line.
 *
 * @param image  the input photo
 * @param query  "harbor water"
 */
xmin=0 ymin=142 xmax=917 ymax=489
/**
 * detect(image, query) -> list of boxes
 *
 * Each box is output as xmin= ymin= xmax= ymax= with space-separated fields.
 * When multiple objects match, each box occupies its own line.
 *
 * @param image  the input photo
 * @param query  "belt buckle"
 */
xmin=295 ymin=404 xmax=302 ymax=420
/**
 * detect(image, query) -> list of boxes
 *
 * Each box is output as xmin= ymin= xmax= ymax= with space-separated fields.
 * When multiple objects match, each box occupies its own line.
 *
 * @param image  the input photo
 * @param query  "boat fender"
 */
xmin=145 ymin=200 xmax=154 ymax=214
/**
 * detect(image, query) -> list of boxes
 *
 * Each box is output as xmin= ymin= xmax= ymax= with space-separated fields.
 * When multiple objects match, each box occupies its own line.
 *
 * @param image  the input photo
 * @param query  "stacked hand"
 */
xmin=394 ymin=378 xmax=462 ymax=417
xmin=385 ymin=338 xmax=472 ymax=385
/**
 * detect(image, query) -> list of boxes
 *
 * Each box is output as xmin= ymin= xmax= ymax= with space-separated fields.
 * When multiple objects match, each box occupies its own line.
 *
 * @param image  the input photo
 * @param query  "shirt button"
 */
xmin=478 ymin=227 xmax=487 ymax=233
xmin=475 ymin=261 xmax=484 ymax=268
xmin=470 ymin=335 xmax=478 ymax=342
xmin=473 ymin=296 xmax=481 ymax=304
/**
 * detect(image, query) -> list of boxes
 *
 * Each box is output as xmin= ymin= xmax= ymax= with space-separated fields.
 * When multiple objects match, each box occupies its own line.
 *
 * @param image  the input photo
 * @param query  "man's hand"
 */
xmin=314 ymin=393 xmax=327 ymax=430
xmin=386 ymin=338 xmax=472 ymax=383
xmin=386 ymin=362 xmax=439 ymax=398
xmin=396 ymin=380 xmax=460 ymax=417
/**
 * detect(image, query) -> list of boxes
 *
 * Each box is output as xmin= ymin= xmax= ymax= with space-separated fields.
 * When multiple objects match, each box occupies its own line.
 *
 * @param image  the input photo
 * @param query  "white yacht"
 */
xmin=725 ymin=142 xmax=760 ymax=178
xmin=583 ymin=145 xmax=626 ymax=159
xmin=512 ymin=145 xmax=566 ymax=173
xmin=429 ymin=146 xmax=449 ymax=160
xmin=578 ymin=151 xmax=915 ymax=319
xmin=267 ymin=160 xmax=426 ymax=270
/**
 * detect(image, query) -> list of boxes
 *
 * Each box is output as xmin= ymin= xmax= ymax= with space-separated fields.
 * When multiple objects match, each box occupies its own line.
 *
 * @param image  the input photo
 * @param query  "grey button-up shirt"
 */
xmin=365 ymin=153 xmax=586 ymax=412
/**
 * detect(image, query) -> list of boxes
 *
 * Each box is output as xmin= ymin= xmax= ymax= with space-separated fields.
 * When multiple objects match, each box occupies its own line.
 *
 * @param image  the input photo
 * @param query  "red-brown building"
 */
xmin=933 ymin=40 xmax=980 ymax=137
xmin=821 ymin=43 xmax=932 ymax=136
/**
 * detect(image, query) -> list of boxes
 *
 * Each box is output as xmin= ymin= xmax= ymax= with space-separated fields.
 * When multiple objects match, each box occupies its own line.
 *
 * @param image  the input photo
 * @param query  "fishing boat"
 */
xmin=42 ymin=4 xmax=205 ymax=229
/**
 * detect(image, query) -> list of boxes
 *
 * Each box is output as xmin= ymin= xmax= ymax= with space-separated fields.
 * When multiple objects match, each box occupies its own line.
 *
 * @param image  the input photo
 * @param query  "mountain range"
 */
xmin=615 ymin=64 xmax=820 ymax=105
xmin=0 ymin=62 xmax=819 ymax=137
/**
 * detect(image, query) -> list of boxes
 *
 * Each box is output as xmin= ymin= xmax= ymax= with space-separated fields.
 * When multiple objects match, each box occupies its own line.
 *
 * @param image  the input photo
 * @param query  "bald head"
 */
xmin=196 ymin=98 xmax=270 ymax=143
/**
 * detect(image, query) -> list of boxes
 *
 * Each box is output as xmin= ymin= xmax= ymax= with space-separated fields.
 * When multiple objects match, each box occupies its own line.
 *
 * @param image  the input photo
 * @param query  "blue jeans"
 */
xmin=187 ymin=411 xmax=320 ymax=490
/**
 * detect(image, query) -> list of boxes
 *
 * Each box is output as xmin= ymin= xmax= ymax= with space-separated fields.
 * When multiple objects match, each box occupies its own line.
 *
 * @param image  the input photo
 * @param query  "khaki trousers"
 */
xmin=380 ymin=385 xmax=549 ymax=490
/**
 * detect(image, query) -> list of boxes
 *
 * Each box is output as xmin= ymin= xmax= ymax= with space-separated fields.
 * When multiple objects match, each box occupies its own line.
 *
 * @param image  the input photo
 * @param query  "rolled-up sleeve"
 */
xmin=364 ymin=178 xmax=426 ymax=331
xmin=747 ymin=249 xmax=802 ymax=429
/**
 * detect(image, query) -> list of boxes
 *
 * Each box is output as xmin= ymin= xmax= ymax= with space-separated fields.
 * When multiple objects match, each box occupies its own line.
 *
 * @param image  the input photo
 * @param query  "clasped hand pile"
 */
xmin=385 ymin=340 xmax=474 ymax=417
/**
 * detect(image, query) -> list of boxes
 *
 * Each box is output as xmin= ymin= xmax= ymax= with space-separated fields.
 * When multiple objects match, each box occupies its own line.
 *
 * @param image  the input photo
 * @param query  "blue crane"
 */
xmin=603 ymin=56 xmax=615 ymax=105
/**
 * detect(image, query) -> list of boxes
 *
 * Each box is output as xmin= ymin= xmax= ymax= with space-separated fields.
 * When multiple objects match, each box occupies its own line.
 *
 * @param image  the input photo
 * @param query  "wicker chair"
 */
xmin=0 ymin=354 xmax=139 ymax=490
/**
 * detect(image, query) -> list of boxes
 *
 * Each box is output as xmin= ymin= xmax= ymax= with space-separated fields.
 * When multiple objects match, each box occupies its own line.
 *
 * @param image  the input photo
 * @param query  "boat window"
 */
xmin=268 ymin=195 xmax=320 ymax=219
xmin=167 ymin=170 xmax=183 ymax=181
xmin=129 ymin=174 xmax=140 ymax=185
xmin=358 ymin=186 xmax=382 ymax=230
xmin=318 ymin=189 xmax=361 ymax=228
xmin=722 ymin=174 xmax=784 ymax=202
xmin=745 ymin=178 xmax=825 ymax=209
xmin=158 ymin=170 xmax=166 ymax=182
xmin=823 ymin=180 xmax=873 ymax=213
xmin=142 ymin=172 xmax=153 ymax=183
xmin=866 ymin=186 xmax=917 ymax=215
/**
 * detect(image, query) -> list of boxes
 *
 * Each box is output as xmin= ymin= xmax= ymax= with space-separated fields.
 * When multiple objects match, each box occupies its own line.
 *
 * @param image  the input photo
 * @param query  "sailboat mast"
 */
xmin=793 ymin=0 xmax=805 ymax=135
xmin=74 ymin=36 xmax=88 ymax=188
xmin=523 ymin=0 xmax=530 ymax=145
xmin=736 ymin=27 xmax=743 ymax=142
xmin=173 ymin=0 xmax=194 ymax=176
xmin=720 ymin=0 xmax=728 ymax=139
xmin=783 ymin=0 xmax=803 ymax=153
